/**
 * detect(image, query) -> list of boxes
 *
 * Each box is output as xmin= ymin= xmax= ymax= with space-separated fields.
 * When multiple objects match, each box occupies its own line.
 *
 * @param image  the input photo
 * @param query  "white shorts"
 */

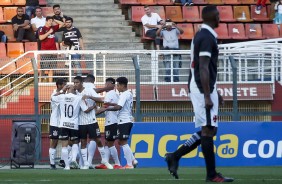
xmin=190 ymin=89 xmax=219 ymax=128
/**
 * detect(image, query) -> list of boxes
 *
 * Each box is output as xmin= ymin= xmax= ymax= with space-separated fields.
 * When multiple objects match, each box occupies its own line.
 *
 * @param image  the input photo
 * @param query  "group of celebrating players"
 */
xmin=48 ymin=74 xmax=138 ymax=170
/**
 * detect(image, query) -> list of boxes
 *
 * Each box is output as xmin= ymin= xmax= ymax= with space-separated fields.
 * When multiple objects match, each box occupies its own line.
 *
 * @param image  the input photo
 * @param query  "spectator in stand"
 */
xmin=157 ymin=19 xmax=184 ymax=82
xmin=53 ymin=4 xmax=68 ymax=43
xmin=31 ymin=7 xmax=46 ymax=49
xmin=12 ymin=7 xmax=36 ymax=42
xmin=25 ymin=0 xmax=39 ymax=18
xmin=273 ymin=0 xmax=282 ymax=24
xmin=181 ymin=0 xmax=194 ymax=6
xmin=0 ymin=30 xmax=7 ymax=43
xmin=39 ymin=16 xmax=64 ymax=82
xmin=141 ymin=5 xmax=165 ymax=50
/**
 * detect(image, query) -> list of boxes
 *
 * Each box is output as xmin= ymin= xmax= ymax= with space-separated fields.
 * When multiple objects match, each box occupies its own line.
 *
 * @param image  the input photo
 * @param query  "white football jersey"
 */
xmin=76 ymin=88 xmax=100 ymax=125
xmin=104 ymin=90 xmax=119 ymax=126
xmin=50 ymin=89 xmax=60 ymax=127
xmin=117 ymin=90 xmax=134 ymax=124
xmin=52 ymin=93 xmax=88 ymax=130
xmin=83 ymin=82 xmax=96 ymax=90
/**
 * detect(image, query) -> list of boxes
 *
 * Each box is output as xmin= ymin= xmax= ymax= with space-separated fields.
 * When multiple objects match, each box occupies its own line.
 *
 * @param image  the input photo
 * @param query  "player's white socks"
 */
xmin=81 ymin=148 xmax=89 ymax=166
xmin=109 ymin=146 xmax=120 ymax=166
xmin=87 ymin=141 xmax=96 ymax=165
xmin=104 ymin=146 xmax=110 ymax=163
xmin=71 ymin=144 xmax=79 ymax=162
xmin=67 ymin=145 xmax=72 ymax=163
xmin=122 ymin=144 xmax=133 ymax=166
xmin=98 ymin=147 xmax=107 ymax=163
xmin=62 ymin=147 xmax=70 ymax=168
xmin=49 ymin=148 xmax=56 ymax=165
xmin=78 ymin=143 xmax=84 ymax=167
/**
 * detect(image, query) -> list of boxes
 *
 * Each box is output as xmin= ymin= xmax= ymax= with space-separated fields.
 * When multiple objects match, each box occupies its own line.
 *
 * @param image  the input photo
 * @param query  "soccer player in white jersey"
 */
xmin=101 ymin=77 xmax=136 ymax=169
xmin=52 ymin=85 xmax=96 ymax=170
xmin=74 ymin=76 xmax=113 ymax=169
xmin=83 ymin=74 xmax=114 ymax=93
xmin=49 ymin=78 xmax=67 ymax=170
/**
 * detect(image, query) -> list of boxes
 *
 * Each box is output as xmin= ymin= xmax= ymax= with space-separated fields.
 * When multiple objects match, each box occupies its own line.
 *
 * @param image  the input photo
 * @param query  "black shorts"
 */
xmin=59 ymin=128 xmax=79 ymax=141
xmin=49 ymin=126 xmax=59 ymax=139
xmin=105 ymin=124 xmax=118 ymax=142
xmin=117 ymin=123 xmax=133 ymax=140
xmin=79 ymin=123 xmax=101 ymax=139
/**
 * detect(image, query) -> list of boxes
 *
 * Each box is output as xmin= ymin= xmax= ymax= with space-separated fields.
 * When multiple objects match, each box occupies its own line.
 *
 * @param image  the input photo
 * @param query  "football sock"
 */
xmin=98 ymin=147 xmax=107 ymax=163
xmin=201 ymin=136 xmax=216 ymax=178
xmin=122 ymin=144 xmax=133 ymax=166
xmin=71 ymin=144 xmax=79 ymax=162
xmin=67 ymin=145 xmax=72 ymax=162
xmin=87 ymin=141 xmax=96 ymax=165
xmin=173 ymin=131 xmax=201 ymax=160
xmin=49 ymin=148 xmax=56 ymax=165
xmin=104 ymin=146 xmax=110 ymax=163
xmin=62 ymin=147 xmax=69 ymax=168
xmin=109 ymin=146 xmax=120 ymax=165
xmin=81 ymin=148 xmax=88 ymax=166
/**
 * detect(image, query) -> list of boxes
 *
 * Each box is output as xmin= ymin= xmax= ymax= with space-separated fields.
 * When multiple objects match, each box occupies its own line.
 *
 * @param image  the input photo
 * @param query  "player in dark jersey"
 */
xmin=165 ymin=5 xmax=234 ymax=182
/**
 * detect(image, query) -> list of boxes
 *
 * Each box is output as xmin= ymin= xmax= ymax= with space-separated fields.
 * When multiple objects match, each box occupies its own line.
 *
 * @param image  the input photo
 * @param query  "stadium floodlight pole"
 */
xmin=132 ymin=55 xmax=141 ymax=122
xmin=229 ymin=56 xmax=239 ymax=121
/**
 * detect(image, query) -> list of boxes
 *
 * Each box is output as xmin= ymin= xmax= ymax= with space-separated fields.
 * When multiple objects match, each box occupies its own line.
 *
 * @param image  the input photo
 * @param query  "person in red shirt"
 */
xmin=39 ymin=16 xmax=64 ymax=82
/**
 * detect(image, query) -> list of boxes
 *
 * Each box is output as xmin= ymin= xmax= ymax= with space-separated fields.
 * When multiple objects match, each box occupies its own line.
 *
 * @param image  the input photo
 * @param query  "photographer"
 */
xmin=157 ymin=19 xmax=184 ymax=82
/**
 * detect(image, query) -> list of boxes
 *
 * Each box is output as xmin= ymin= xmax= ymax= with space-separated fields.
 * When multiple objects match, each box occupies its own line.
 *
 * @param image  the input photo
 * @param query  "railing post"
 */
xmin=132 ymin=55 xmax=141 ymax=122
xmin=229 ymin=56 xmax=239 ymax=121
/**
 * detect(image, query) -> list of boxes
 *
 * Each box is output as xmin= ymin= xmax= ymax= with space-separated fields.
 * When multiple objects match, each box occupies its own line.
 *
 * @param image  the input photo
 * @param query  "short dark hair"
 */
xmin=85 ymin=74 xmax=95 ymax=83
xmin=202 ymin=5 xmax=217 ymax=21
xmin=17 ymin=7 xmax=23 ymax=10
xmin=35 ymin=7 xmax=42 ymax=11
xmin=46 ymin=16 xmax=54 ymax=21
xmin=65 ymin=17 xmax=73 ymax=23
xmin=53 ymin=4 xmax=60 ymax=9
xmin=106 ymin=77 xmax=115 ymax=84
xmin=144 ymin=5 xmax=149 ymax=9
xmin=74 ymin=76 xmax=83 ymax=83
xmin=56 ymin=78 xmax=67 ymax=86
xmin=116 ymin=77 xmax=128 ymax=86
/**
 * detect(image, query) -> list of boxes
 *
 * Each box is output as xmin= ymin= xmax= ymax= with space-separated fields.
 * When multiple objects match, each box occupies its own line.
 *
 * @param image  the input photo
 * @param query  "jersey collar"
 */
xmin=201 ymin=24 xmax=218 ymax=38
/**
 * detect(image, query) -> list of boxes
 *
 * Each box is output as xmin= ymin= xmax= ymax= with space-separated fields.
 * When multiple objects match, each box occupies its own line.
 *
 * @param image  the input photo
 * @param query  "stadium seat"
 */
xmin=139 ymin=0 xmax=157 ymax=5
xmin=131 ymin=6 xmax=144 ymax=22
xmin=0 ymin=24 xmax=16 ymax=41
xmin=0 ymin=8 xmax=7 ymax=23
xmin=0 ymin=0 xmax=13 ymax=5
xmin=151 ymin=6 xmax=166 ymax=19
xmin=16 ymin=58 xmax=34 ymax=75
xmin=177 ymin=23 xmax=194 ymax=39
xmin=215 ymin=23 xmax=230 ymax=39
xmin=182 ymin=6 xmax=202 ymax=22
xmin=193 ymin=0 xmax=207 ymax=4
xmin=0 ymin=60 xmax=17 ymax=75
xmin=3 ymin=7 xmax=17 ymax=22
xmin=233 ymin=6 xmax=252 ymax=22
xmin=13 ymin=0 xmax=26 ymax=5
xmin=262 ymin=24 xmax=279 ymax=39
xmin=0 ymin=43 xmax=7 ymax=58
xmin=217 ymin=6 xmax=236 ymax=22
xmin=42 ymin=7 xmax=54 ymax=17
xmin=206 ymin=0 xmax=223 ymax=5
xmin=250 ymin=5 xmax=269 ymax=21
xmin=228 ymin=23 xmax=247 ymax=39
xmin=119 ymin=0 xmax=140 ymax=4
xmin=7 ymin=43 xmax=24 ymax=58
xmin=39 ymin=0 xmax=47 ymax=5
xmin=193 ymin=23 xmax=202 ymax=33
xmin=222 ymin=0 xmax=240 ymax=4
xmin=24 ymin=42 xmax=38 ymax=58
xmin=240 ymin=0 xmax=255 ymax=4
xmin=156 ymin=0 xmax=174 ymax=5
xmin=245 ymin=23 xmax=264 ymax=39
xmin=165 ymin=6 xmax=183 ymax=22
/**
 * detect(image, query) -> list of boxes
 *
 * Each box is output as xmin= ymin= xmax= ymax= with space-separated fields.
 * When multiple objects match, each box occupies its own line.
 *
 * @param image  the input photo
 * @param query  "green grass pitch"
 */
xmin=0 ymin=167 xmax=281 ymax=184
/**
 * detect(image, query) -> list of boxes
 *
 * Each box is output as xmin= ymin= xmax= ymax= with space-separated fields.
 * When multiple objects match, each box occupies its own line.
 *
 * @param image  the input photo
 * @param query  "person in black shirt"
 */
xmin=12 ymin=7 xmax=36 ymax=42
xmin=25 ymin=0 xmax=39 ymax=18
xmin=165 ymin=5 xmax=234 ymax=182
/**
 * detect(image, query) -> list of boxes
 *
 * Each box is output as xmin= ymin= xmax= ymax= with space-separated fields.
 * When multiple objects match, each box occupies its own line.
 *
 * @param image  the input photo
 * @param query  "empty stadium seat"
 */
xmin=245 ymin=23 xmax=264 ymax=39
xmin=139 ymin=0 xmax=157 ymax=5
xmin=262 ymin=24 xmax=279 ymax=38
xmin=151 ymin=6 xmax=166 ymax=19
xmin=156 ymin=0 xmax=174 ymax=5
xmin=193 ymin=0 xmax=207 ymax=4
xmin=215 ymin=23 xmax=230 ymax=39
xmin=228 ymin=23 xmax=247 ymax=39
xmin=7 ymin=43 xmax=24 ymax=58
xmin=24 ymin=42 xmax=38 ymax=58
xmin=3 ymin=7 xmax=17 ymax=22
xmin=119 ymin=0 xmax=140 ymax=4
xmin=177 ymin=23 xmax=194 ymax=39
xmin=13 ymin=0 xmax=26 ymax=5
xmin=39 ymin=0 xmax=47 ymax=5
xmin=0 ymin=43 xmax=7 ymax=58
xmin=240 ymin=0 xmax=255 ymax=4
xmin=42 ymin=7 xmax=54 ymax=17
xmin=131 ymin=6 xmax=144 ymax=22
xmin=16 ymin=58 xmax=34 ymax=75
xmin=206 ymin=0 xmax=223 ymax=4
xmin=250 ymin=5 xmax=269 ymax=21
xmin=0 ymin=0 xmax=13 ymax=5
xmin=233 ymin=6 xmax=252 ymax=22
xmin=217 ymin=6 xmax=236 ymax=22
xmin=0 ymin=8 xmax=6 ymax=23
xmin=0 ymin=24 xmax=16 ymax=41
xmin=0 ymin=60 xmax=17 ymax=75
xmin=222 ymin=0 xmax=240 ymax=4
xmin=182 ymin=6 xmax=202 ymax=22
xmin=165 ymin=6 xmax=183 ymax=22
